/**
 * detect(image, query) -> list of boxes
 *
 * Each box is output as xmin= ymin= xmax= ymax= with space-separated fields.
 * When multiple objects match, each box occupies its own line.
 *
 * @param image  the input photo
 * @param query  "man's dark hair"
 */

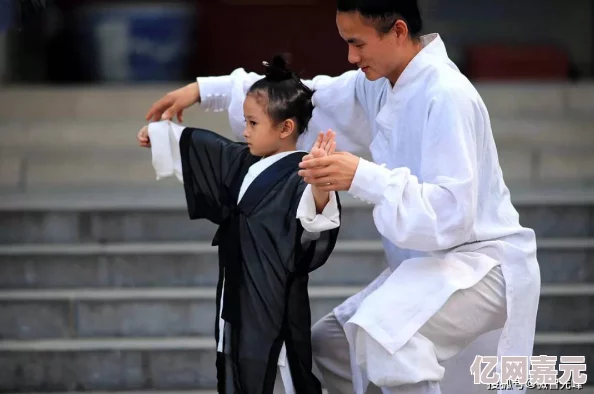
xmin=337 ymin=0 xmax=422 ymax=37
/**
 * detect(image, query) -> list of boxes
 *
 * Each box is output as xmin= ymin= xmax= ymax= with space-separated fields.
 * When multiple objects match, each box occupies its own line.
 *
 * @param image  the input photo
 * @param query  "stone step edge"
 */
xmin=1 ymin=238 xmax=593 ymax=256
xmin=0 ymin=391 xmax=334 ymax=394
xmin=0 ymin=284 xmax=589 ymax=301
xmin=1 ymin=332 xmax=593 ymax=351
xmin=3 ymin=186 xmax=594 ymax=211
xmin=5 ymin=391 xmax=593 ymax=394
xmin=6 ymin=392 xmax=223 ymax=394
xmin=0 ymin=286 xmax=359 ymax=300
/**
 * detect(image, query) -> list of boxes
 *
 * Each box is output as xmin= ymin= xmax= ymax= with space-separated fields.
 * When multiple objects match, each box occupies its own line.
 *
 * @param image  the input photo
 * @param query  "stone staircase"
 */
xmin=0 ymin=83 xmax=593 ymax=191
xmin=0 ymin=83 xmax=594 ymax=392
xmin=1 ymin=189 xmax=594 ymax=392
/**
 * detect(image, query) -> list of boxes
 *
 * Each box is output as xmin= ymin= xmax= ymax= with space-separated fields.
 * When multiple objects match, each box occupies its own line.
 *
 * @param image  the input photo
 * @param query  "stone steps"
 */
xmin=2 ymin=137 xmax=594 ymax=190
xmin=0 ymin=338 xmax=217 ymax=392
xmin=0 ymin=239 xmax=593 ymax=288
xmin=2 ymin=114 xmax=594 ymax=189
xmin=0 ymin=179 xmax=593 ymax=391
xmin=1 ymin=82 xmax=592 ymax=392
xmin=0 ymin=335 xmax=591 ymax=392
xmin=8 ymin=392 xmax=222 ymax=394
xmin=0 ymin=283 xmax=593 ymax=340
xmin=2 ymin=146 xmax=594 ymax=189
xmin=4 ymin=392 xmax=223 ymax=394
xmin=0 ymin=286 xmax=347 ymax=340
xmin=3 ymin=184 xmax=594 ymax=207
xmin=0 ymin=83 xmax=593 ymax=190
xmin=2 ymin=198 xmax=593 ymax=243
xmin=5 ymin=390 xmax=593 ymax=394
xmin=0 ymin=83 xmax=592 ymax=120
xmin=3 ymin=332 xmax=594 ymax=350
xmin=1 ymin=117 xmax=592 ymax=151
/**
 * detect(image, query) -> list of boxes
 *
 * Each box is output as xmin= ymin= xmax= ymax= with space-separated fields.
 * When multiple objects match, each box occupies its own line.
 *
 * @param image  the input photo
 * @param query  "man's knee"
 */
xmin=354 ymin=328 xmax=444 ymax=388
xmin=311 ymin=312 xmax=340 ymax=357
xmin=311 ymin=312 xmax=356 ymax=393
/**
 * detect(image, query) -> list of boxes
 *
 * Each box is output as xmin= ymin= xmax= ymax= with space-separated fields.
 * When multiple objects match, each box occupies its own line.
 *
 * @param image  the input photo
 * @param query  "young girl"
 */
xmin=137 ymin=55 xmax=341 ymax=394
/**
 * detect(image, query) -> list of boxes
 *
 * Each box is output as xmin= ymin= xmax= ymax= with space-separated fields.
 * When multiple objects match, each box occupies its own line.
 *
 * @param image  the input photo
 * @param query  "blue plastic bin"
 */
xmin=76 ymin=3 xmax=196 ymax=82
xmin=0 ymin=0 xmax=14 ymax=32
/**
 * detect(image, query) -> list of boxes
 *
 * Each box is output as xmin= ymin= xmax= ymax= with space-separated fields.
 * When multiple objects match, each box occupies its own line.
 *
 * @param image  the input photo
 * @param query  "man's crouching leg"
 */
xmin=312 ymin=311 xmax=383 ymax=394
xmin=354 ymin=327 xmax=444 ymax=394
xmin=355 ymin=265 xmax=507 ymax=394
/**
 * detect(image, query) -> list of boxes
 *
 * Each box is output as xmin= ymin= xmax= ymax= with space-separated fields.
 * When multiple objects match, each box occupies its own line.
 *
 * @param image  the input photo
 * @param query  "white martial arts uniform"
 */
xmin=147 ymin=120 xmax=341 ymax=394
xmin=195 ymin=33 xmax=541 ymax=394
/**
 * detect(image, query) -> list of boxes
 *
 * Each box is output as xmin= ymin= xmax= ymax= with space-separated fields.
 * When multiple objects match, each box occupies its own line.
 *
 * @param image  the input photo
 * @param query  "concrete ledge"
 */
xmin=0 ymin=117 xmax=233 ymax=151
xmin=0 ymin=238 xmax=592 ymax=256
xmin=536 ymin=332 xmax=594 ymax=345
xmin=567 ymin=84 xmax=594 ymax=115
xmin=1 ymin=83 xmax=593 ymax=120
xmin=3 ymin=185 xmax=594 ymax=210
xmin=478 ymin=82 xmax=594 ymax=117
xmin=0 ymin=337 xmax=214 ymax=351
xmin=6 ymin=392 xmax=220 ymax=394
xmin=0 ymin=332 xmax=593 ymax=351
xmin=539 ymin=285 xmax=594 ymax=296
xmin=477 ymin=83 xmax=567 ymax=116
xmin=1 ymin=117 xmax=592 ymax=151
xmin=0 ymin=154 xmax=22 ymax=189
xmin=2 ymin=117 xmax=593 ymax=189
xmin=7 ymin=390 xmax=220 ymax=394
xmin=23 ymin=149 xmax=157 ymax=187
xmin=0 ymin=85 xmax=178 ymax=121
xmin=539 ymin=153 xmax=594 ymax=183
xmin=0 ymin=85 xmax=229 ymax=125
xmin=8 ymin=149 xmax=594 ymax=190
xmin=0 ymin=83 xmax=592 ymax=190
xmin=0 ymin=283 xmax=590 ymax=300
xmin=497 ymin=148 xmax=534 ymax=182
xmin=0 ymin=286 xmax=363 ymax=301
xmin=4 ymin=391 xmax=592 ymax=394
xmin=491 ymin=118 xmax=594 ymax=147
xmin=6 ymin=392 xmax=221 ymax=394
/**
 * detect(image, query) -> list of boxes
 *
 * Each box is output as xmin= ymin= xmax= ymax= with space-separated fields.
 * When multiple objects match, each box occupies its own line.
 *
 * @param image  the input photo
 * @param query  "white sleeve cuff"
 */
xmin=296 ymin=184 xmax=340 ymax=232
xmin=148 ymin=120 xmax=185 ymax=183
xmin=197 ymin=75 xmax=233 ymax=112
xmin=348 ymin=158 xmax=392 ymax=205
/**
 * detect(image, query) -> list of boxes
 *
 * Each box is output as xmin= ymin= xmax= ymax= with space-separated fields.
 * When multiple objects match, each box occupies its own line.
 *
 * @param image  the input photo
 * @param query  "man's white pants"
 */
xmin=311 ymin=266 xmax=507 ymax=394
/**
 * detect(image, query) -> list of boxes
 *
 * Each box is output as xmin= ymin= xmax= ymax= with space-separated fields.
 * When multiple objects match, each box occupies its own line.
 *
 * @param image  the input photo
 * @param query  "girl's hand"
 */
xmin=137 ymin=125 xmax=151 ymax=148
xmin=307 ymin=129 xmax=336 ymax=161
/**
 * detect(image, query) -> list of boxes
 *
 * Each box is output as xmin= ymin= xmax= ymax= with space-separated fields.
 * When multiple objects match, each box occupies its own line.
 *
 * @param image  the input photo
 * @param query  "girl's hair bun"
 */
xmin=263 ymin=54 xmax=294 ymax=82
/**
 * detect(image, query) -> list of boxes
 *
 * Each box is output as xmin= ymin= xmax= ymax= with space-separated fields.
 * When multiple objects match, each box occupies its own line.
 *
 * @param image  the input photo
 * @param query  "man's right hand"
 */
xmin=145 ymin=82 xmax=201 ymax=123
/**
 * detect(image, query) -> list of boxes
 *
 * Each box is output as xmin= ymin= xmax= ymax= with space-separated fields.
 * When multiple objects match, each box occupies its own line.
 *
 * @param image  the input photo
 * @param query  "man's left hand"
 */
xmin=298 ymin=152 xmax=360 ymax=192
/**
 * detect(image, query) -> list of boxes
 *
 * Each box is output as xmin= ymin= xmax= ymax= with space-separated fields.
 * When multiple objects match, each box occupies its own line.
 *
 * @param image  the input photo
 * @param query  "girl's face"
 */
xmin=242 ymin=94 xmax=295 ymax=157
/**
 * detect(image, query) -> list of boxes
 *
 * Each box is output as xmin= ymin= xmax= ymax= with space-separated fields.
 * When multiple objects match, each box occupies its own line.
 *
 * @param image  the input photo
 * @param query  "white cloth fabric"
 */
xmin=312 ymin=265 xmax=506 ymax=394
xmin=357 ymin=265 xmax=507 ymax=393
xmin=196 ymin=33 xmax=540 ymax=394
xmin=147 ymin=120 xmax=340 ymax=393
xmin=148 ymin=121 xmax=185 ymax=183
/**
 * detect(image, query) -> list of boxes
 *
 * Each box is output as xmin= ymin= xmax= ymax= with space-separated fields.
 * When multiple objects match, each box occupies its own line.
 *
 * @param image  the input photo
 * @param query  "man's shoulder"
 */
xmin=424 ymin=67 xmax=482 ymax=106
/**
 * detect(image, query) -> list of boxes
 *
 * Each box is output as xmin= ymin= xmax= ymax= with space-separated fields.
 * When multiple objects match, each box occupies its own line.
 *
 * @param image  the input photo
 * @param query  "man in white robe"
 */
xmin=144 ymin=2 xmax=541 ymax=393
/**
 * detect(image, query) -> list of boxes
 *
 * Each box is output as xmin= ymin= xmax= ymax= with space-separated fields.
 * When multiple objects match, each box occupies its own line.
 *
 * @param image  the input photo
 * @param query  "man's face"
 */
xmin=336 ymin=11 xmax=400 ymax=81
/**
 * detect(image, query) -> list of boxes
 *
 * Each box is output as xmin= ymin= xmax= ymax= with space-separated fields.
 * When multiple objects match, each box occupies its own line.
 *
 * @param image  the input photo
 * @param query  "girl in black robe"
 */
xmin=138 ymin=55 xmax=341 ymax=394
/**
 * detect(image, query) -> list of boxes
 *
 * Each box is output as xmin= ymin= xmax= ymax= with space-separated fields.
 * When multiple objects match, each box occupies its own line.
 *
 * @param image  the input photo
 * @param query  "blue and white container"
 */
xmin=0 ymin=0 xmax=13 ymax=33
xmin=76 ymin=3 xmax=197 ymax=82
